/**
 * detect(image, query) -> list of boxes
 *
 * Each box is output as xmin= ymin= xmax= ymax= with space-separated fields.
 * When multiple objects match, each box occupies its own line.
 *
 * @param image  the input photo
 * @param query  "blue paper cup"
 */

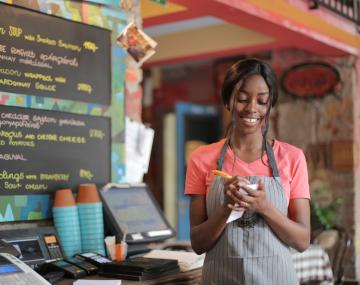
xmin=76 ymin=201 xmax=105 ymax=257
xmin=53 ymin=205 xmax=82 ymax=258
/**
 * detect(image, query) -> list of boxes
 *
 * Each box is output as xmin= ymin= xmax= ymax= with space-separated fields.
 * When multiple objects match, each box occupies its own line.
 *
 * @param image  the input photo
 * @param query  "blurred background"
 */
xmin=138 ymin=0 xmax=360 ymax=282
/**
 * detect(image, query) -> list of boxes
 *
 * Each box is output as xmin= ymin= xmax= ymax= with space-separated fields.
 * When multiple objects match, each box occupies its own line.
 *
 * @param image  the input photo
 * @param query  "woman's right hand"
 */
xmin=223 ymin=176 xmax=250 ymax=207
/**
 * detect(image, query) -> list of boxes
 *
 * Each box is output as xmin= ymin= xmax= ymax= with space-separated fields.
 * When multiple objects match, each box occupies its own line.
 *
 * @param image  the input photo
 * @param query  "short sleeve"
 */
xmin=185 ymin=153 xmax=207 ymax=195
xmin=289 ymin=150 xmax=310 ymax=200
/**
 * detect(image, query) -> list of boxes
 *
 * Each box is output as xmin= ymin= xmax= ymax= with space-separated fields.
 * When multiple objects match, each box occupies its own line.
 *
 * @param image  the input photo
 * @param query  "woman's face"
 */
xmin=229 ymin=74 xmax=270 ymax=136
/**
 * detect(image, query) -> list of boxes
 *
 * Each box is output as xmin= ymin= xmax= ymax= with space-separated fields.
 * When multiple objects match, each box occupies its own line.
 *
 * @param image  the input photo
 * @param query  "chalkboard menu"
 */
xmin=0 ymin=105 xmax=110 ymax=195
xmin=0 ymin=3 xmax=111 ymax=105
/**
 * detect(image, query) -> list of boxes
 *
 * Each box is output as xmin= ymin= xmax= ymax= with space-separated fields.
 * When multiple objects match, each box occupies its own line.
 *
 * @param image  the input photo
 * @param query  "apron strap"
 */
xmin=216 ymin=139 xmax=229 ymax=170
xmin=216 ymin=139 xmax=280 ymax=178
xmin=265 ymin=140 xmax=279 ymax=178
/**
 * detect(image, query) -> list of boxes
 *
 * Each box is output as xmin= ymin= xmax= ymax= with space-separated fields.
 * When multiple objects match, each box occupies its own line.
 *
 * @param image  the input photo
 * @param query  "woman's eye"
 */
xmin=237 ymin=95 xmax=248 ymax=102
xmin=258 ymin=100 xmax=269 ymax=105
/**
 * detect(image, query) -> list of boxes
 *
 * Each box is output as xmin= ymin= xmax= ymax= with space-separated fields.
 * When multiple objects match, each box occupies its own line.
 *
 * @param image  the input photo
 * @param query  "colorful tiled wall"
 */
xmin=0 ymin=0 xmax=131 ymax=221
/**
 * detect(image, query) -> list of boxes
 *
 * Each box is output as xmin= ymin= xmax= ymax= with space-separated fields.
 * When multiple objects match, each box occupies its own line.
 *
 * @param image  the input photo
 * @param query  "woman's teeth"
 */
xmin=243 ymin=118 xmax=258 ymax=123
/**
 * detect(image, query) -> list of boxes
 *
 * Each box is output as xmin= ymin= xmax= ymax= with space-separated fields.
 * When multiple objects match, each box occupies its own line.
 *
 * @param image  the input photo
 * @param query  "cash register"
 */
xmin=99 ymin=183 xmax=176 ymax=256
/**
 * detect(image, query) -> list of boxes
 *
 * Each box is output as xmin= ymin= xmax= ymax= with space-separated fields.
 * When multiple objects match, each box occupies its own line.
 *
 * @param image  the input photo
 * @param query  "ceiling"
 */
xmin=140 ymin=0 xmax=360 ymax=66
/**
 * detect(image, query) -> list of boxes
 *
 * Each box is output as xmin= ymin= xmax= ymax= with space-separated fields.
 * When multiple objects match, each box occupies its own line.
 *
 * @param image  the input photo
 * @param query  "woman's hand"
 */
xmin=223 ymin=176 xmax=250 ymax=207
xmin=227 ymin=180 xmax=270 ymax=214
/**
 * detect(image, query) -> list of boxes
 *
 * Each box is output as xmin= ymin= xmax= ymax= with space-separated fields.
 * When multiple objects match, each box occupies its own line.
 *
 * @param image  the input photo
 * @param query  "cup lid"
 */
xmin=77 ymin=184 xmax=100 ymax=204
xmin=53 ymin=189 xmax=76 ymax=207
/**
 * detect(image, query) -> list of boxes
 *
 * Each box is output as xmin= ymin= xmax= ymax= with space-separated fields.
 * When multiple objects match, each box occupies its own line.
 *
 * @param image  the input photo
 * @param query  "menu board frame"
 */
xmin=0 ymin=104 xmax=111 ymax=196
xmin=0 ymin=2 xmax=111 ymax=105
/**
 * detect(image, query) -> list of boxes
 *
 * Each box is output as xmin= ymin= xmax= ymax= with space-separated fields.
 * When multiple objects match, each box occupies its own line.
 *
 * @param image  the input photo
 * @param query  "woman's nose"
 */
xmin=244 ymin=97 xmax=257 ymax=111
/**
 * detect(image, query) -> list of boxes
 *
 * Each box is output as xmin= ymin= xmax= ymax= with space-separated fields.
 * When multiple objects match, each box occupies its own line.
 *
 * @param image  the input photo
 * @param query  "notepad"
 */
xmin=226 ymin=184 xmax=258 ymax=223
xmin=144 ymin=250 xmax=205 ymax=272
xmin=73 ymin=280 xmax=121 ymax=285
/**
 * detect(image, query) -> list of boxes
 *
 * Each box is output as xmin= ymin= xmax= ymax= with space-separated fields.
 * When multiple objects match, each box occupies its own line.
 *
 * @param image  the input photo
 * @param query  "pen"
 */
xmin=211 ymin=170 xmax=232 ymax=179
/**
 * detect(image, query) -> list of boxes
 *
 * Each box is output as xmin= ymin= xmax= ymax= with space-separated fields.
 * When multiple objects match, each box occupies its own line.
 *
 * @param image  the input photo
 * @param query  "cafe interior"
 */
xmin=0 ymin=0 xmax=360 ymax=284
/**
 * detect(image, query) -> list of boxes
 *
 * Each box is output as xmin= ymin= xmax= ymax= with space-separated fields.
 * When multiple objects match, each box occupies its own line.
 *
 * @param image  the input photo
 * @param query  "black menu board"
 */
xmin=0 ymin=3 xmax=111 ymax=105
xmin=0 ymin=105 xmax=111 ymax=195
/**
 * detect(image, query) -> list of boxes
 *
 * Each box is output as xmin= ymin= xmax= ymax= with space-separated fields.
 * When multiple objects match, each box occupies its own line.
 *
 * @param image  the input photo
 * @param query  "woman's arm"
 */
xmin=189 ymin=194 xmax=230 ymax=254
xmin=263 ymin=197 xmax=310 ymax=252
xmin=189 ymin=176 xmax=250 ymax=254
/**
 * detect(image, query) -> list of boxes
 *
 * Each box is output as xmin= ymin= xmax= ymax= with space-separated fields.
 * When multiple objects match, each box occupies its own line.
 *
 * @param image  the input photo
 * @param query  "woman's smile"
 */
xmin=239 ymin=116 xmax=260 ymax=125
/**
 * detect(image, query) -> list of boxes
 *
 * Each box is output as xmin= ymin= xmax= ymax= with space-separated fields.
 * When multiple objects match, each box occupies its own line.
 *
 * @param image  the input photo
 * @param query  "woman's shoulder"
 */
xmin=273 ymin=139 xmax=305 ymax=159
xmin=189 ymin=139 xmax=226 ymax=164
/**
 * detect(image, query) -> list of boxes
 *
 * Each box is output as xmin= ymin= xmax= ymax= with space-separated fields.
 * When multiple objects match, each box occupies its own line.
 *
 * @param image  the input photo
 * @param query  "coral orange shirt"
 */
xmin=185 ymin=139 xmax=310 ymax=201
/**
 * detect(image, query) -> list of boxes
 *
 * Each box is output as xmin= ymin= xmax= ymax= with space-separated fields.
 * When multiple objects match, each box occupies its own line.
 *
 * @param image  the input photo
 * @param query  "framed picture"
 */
xmin=117 ymin=23 xmax=157 ymax=65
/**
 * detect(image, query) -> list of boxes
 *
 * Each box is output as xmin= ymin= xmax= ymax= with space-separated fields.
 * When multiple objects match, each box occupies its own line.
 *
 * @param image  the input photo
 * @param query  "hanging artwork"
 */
xmin=281 ymin=62 xmax=341 ymax=99
xmin=120 ymin=0 xmax=133 ymax=11
xmin=116 ymin=22 xmax=157 ymax=65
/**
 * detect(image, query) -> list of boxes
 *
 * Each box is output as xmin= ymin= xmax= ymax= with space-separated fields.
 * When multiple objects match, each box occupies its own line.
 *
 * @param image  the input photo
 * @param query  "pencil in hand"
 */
xmin=211 ymin=170 xmax=232 ymax=179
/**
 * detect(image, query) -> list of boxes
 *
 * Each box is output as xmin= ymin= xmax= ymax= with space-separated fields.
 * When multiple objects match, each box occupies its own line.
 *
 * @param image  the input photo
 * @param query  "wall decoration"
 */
xmin=0 ymin=105 xmax=110 ymax=195
xmin=0 ymin=3 xmax=111 ymax=105
xmin=281 ymin=62 xmax=341 ymax=99
xmin=116 ymin=22 xmax=157 ymax=65
xmin=0 ymin=0 xmax=128 ymax=222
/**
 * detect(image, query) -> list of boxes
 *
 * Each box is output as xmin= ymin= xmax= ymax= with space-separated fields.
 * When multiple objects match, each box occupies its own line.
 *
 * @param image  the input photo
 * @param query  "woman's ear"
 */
xmin=225 ymin=104 xmax=230 ymax=111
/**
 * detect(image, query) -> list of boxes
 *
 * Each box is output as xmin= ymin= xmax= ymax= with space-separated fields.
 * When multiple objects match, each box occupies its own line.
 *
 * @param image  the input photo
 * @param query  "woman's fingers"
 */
xmin=257 ymin=179 xmax=265 ymax=190
xmin=224 ymin=176 xmax=249 ymax=187
xmin=234 ymin=176 xmax=251 ymax=186
xmin=227 ymin=203 xmax=246 ymax=211
xmin=226 ymin=181 xmax=267 ymax=212
xmin=240 ymin=195 xmax=255 ymax=204
xmin=227 ymin=199 xmax=253 ymax=211
xmin=240 ymin=184 xmax=259 ymax=196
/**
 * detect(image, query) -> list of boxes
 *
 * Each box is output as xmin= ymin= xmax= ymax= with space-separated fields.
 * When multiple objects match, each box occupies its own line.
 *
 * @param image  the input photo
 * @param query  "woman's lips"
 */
xmin=242 ymin=117 xmax=258 ymax=123
xmin=239 ymin=117 xmax=260 ymax=126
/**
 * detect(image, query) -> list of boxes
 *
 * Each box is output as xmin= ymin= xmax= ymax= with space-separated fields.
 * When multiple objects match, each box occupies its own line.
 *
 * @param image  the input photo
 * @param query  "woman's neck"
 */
xmin=230 ymin=131 xmax=263 ymax=152
xmin=229 ymin=132 xmax=265 ymax=163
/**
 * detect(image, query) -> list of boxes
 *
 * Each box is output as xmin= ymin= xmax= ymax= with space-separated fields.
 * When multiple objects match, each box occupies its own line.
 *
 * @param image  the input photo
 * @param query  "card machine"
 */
xmin=43 ymin=235 xmax=62 ymax=260
xmin=45 ymin=260 xmax=87 ymax=279
xmin=0 ymin=227 xmax=63 ymax=268
xmin=75 ymin=252 xmax=112 ymax=267
xmin=64 ymin=257 xmax=98 ymax=275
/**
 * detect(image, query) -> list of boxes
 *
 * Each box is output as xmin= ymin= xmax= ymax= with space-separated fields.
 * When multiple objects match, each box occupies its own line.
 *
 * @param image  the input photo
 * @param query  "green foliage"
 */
xmin=311 ymin=197 xmax=343 ymax=230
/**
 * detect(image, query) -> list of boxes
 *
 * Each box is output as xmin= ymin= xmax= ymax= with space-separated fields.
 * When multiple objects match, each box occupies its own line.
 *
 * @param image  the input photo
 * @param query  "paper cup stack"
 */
xmin=77 ymin=184 xmax=105 ymax=255
xmin=52 ymin=189 xmax=82 ymax=258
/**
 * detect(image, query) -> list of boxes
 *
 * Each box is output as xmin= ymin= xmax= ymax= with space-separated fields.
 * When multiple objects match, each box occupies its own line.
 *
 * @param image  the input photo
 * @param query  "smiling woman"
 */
xmin=185 ymin=58 xmax=311 ymax=285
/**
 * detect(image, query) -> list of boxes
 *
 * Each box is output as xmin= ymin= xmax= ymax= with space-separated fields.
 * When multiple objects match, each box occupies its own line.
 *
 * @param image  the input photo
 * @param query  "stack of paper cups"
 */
xmin=52 ymin=189 xmax=82 ymax=258
xmin=77 ymin=184 xmax=105 ymax=255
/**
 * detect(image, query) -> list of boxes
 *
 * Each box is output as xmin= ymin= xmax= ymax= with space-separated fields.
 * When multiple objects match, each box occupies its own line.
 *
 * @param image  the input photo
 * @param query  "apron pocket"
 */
xmin=227 ymin=219 xmax=278 ymax=258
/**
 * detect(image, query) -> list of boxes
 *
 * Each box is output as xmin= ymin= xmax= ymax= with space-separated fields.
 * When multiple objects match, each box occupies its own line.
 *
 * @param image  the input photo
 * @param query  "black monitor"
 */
xmin=99 ymin=184 xmax=175 ymax=248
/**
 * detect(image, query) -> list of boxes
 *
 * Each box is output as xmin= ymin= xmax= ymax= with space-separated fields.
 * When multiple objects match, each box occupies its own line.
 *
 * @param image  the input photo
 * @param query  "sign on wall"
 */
xmin=281 ymin=62 xmax=340 ymax=99
xmin=0 ymin=105 xmax=111 ymax=196
xmin=0 ymin=3 xmax=111 ymax=105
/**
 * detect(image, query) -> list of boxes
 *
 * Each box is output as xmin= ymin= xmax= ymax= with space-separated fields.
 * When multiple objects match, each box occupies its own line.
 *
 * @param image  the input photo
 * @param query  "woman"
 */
xmin=185 ymin=58 xmax=310 ymax=284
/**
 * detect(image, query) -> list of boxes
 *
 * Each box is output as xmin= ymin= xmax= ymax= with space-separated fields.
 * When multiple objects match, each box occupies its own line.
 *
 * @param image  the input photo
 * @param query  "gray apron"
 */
xmin=201 ymin=141 xmax=299 ymax=285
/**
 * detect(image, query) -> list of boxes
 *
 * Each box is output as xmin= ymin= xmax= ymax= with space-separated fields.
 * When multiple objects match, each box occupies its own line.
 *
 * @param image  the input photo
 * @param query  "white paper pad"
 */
xmin=226 ymin=184 xmax=258 ymax=223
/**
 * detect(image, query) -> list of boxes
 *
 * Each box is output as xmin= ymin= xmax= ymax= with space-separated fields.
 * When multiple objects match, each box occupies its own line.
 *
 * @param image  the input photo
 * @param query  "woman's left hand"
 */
xmin=227 ymin=180 xmax=270 ymax=214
